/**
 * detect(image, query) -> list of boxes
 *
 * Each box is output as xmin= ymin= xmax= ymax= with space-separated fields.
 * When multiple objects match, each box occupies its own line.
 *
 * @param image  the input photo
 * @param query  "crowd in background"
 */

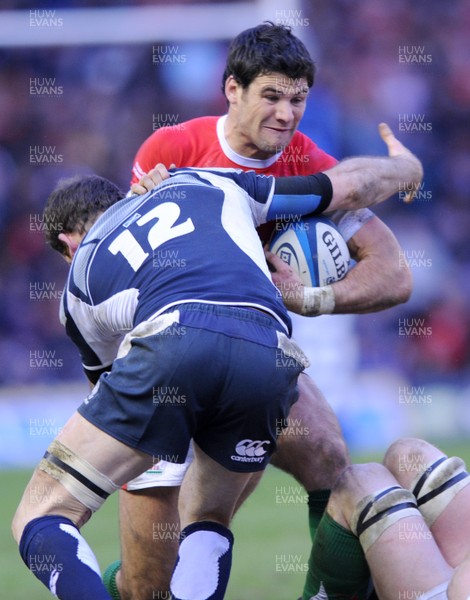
xmin=0 ymin=0 xmax=469 ymax=403
xmin=304 ymin=0 xmax=470 ymax=388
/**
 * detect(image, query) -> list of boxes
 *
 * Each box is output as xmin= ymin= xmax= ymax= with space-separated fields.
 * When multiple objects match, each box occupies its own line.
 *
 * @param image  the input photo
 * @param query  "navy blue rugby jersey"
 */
xmin=60 ymin=167 xmax=331 ymax=375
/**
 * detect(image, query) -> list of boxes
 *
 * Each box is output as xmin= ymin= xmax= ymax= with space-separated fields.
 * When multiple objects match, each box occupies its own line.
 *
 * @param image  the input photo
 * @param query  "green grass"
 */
xmin=2 ymin=441 xmax=469 ymax=599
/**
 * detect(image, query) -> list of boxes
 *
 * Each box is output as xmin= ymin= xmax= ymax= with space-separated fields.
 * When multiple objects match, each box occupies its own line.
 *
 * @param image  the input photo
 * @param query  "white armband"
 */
xmin=301 ymin=286 xmax=335 ymax=316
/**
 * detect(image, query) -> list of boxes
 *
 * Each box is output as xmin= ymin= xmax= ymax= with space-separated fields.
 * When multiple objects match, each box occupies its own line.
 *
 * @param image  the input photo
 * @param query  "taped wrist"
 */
xmin=410 ymin=456 xmax=470 ymax=527
xmin=301 ymin=285 xmax=335 ymax=316
xmin=351 ymin=485 xmax=419 ymax=554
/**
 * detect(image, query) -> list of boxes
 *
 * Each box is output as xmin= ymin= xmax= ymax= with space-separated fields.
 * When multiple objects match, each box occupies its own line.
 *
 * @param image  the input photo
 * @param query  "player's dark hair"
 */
xmin=43 ymin=175 xmax=124 ymax=256
xmin=221 ymin=21 xmax=315 ymax=92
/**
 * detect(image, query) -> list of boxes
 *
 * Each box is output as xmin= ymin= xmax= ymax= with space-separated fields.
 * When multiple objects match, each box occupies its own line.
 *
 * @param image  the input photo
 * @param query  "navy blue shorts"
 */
xmin=78 ymin=303 xmax=308 ymax=472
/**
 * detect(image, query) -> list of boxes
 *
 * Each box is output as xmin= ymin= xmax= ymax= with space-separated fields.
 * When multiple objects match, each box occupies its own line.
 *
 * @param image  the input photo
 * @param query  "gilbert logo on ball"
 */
xmin=269 ymin=216 xmax=351 ymax=287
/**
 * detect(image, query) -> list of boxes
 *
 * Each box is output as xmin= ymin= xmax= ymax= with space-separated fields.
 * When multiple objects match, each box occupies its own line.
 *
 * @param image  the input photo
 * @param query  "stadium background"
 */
xmin=0 ymin=0 xmax=469 ymax=597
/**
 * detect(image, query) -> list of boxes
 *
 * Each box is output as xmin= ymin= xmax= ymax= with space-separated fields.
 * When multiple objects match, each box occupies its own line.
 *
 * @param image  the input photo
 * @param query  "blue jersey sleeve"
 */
xmin=267 ymin=173 xmax=333 ymax=221
xmin=62 ymin=292 xmax=114 ymax=384
xmin=168 ymin=168 xmax=332 ymax=225
xmin=210 ymin=169 xmax=333 ymax=225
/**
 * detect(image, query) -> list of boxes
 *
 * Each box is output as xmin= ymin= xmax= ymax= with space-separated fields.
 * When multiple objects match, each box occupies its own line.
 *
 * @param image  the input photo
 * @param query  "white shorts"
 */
xmin=420 ymin=581 xmax=448 ymax=600
xmin=124 ymin=443 xmax=194 ymax=491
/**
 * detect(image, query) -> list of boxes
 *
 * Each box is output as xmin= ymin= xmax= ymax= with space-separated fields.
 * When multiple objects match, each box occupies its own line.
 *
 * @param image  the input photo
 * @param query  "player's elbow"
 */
xmin=368 ymin=255 xmax=413 ymax=309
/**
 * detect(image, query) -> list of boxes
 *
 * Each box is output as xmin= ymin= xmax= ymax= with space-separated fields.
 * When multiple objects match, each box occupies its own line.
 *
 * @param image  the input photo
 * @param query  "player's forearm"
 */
xmin=325 ymin=153 xmax=423 ymax=212
xmin=299 ymin=236 xmax=413 ymax=316
xmin=327 ymin=256 xmax=412 ymax=313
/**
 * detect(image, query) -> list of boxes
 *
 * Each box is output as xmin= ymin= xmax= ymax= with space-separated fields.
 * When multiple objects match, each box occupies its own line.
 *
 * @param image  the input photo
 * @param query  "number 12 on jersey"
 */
xmin=108 ymin=201 xmax=195 ymax=272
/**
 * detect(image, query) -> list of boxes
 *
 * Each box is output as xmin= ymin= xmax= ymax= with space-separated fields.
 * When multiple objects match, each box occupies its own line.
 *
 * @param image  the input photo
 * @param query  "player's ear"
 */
xmin=225 ymin=75 xmax=240 ymax=104
xmin=58 ymin=232 xmax=80 ymax=263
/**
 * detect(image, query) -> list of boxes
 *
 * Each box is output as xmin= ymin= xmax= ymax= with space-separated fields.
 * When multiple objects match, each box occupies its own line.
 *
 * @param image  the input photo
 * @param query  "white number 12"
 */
xmin=108 ymin=202 xmax=195 ymax=271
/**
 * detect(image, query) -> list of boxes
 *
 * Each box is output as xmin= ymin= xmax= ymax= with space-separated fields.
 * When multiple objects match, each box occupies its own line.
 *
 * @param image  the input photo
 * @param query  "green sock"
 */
xmin=103 ymin=560 xmax=122 ymax=600
xmin=302 ymin=512 xmax=370 ymax=600
xmin=307 ymin=489 xmax=331 ymax=543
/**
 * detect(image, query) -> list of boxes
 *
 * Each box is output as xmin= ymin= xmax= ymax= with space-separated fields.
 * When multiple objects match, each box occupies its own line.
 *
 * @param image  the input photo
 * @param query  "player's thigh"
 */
xmin=179 ymin=443 xmax=255 ymax=528
xmin=270 ymin=372 xmax=350 ymax=486
xmin=368 ymin=521 xmax=452 ymax=600
xmin=430 ymin=484 xmax=470 ymax=567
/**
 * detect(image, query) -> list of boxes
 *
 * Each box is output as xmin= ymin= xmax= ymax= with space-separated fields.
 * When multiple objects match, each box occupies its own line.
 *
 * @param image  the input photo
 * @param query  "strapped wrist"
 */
xmin=301 ymin=286 xmax=335 ymax=316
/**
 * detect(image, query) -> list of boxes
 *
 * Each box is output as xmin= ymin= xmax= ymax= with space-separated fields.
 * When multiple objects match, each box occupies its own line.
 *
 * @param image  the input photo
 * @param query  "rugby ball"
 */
xmin=269 ymin=216 xmax=350 ymax=287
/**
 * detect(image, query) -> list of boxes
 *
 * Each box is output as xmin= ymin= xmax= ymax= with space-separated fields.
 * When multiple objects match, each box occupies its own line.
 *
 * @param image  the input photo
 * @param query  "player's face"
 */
xmin=226 ymin=72 xmax=309 ymax=159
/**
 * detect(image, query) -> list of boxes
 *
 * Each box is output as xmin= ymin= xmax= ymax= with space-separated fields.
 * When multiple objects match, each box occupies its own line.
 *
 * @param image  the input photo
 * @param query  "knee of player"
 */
xmin=11 ymin=477 xmax=64 ymax=544
xmin=384 ymin=437 xmax=444 ymax=486
xmin=12 ymin=490 xmax=92 ymax=547
xmin=14 ymin=439 xmax=119 ymax=543
xmin=448 ymin=553 xmax=470 ymax=599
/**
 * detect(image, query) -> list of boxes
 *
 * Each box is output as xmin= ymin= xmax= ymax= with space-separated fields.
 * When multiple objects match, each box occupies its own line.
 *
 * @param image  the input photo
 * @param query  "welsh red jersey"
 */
xmin=131 ymin=115 xmax=337 ymax=183
xmin=131 ymin=115 xmax=338 ymax=243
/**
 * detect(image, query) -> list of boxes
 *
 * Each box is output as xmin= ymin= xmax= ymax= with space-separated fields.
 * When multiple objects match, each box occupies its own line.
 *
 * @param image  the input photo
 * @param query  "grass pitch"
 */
xmin=2 ymin=442 xmax=468 ymax=599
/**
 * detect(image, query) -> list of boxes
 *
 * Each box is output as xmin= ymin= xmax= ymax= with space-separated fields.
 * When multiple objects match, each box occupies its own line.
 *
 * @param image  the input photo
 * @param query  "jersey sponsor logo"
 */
xmin=84 ymin=379 xmax=101 ymax=405
xmin=231 ymin=439 xmax=270 ymax=463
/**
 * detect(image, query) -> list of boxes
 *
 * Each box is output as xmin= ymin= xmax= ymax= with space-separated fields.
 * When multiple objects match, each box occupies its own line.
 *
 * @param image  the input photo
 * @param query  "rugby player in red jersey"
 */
xmin=112 ymin=22 xmax=414 ymax=600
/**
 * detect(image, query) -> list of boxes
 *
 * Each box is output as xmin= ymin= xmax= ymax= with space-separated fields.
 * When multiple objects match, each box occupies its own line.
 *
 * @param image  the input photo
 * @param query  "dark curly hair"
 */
xmin=221 ymin=21 xmax=316 ymax=92
xmin=43 ymin=175 xmax=124 ymax=256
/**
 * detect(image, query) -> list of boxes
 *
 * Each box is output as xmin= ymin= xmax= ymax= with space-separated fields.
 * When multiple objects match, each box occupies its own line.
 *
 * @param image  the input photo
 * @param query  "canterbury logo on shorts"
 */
xmin=231 ymin=439 xmax=271 ymax=464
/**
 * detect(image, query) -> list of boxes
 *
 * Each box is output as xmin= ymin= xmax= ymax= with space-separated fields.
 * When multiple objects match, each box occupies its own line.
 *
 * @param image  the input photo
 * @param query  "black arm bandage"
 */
xmin=273 ymin=172 xmax=333 ymax=215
